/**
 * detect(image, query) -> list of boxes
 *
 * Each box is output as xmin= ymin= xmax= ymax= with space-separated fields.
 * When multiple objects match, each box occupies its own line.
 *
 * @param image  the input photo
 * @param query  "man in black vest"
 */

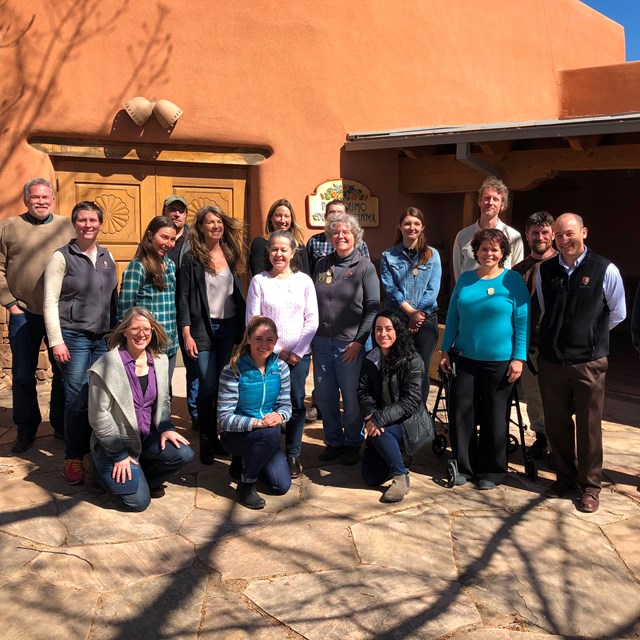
xmin=536 ymin=213 xmax=626 ymax=513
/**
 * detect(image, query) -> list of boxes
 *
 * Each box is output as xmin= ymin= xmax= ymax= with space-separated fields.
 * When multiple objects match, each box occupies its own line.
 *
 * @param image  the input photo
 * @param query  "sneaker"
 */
xmin=62 ymin=458 xmax=85 ymax=485
xmin=341 ymin=446 xmax=361 ymax=466
xmin=305 ymin=406 xmax=318 ymax=423
xmin=11 ymin=434 xmax=35 ymax=454
xmin=318 ymin=444 xmax=344 ymax=462
xmin=527 ymin=433 xmax=548 ymax=460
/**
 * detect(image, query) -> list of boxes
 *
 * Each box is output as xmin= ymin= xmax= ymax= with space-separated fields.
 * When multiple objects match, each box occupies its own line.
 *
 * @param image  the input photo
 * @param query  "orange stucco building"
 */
xmin=2 ymin=0 xmax=639 ymax=293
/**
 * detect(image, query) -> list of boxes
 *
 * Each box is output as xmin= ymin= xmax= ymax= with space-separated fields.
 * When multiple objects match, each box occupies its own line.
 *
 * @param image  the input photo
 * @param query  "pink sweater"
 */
xmin=246 ymin=271 xmax=319 ymax=357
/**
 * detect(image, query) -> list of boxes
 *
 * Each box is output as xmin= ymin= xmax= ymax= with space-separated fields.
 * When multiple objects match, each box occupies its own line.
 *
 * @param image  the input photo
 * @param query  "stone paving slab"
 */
xmin=201 ymin=503 xmax=359 ymax=580
xmin=244 ymin=565 xmax=481 ymax=640
xmin=0 ymin=375 xmax=638 ymax=639
xmin=0 ymin=576 xmax=99 ymax=640
xmin=351 ymin=504 xmax=457 ymax=580
xmin=452 ymin=508 xmax=640 ymax=638
xmin=602 ymin=513 xmax=640 ymax=580
xmin=20 ymin=535 xmax=195 ymax=592
xmin=92 ymin=561 xmax=209 ymax=639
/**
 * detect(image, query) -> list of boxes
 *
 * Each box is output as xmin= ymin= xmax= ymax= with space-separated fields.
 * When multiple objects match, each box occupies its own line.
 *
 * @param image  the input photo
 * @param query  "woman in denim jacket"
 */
xmin=380 ymin=207 xmax=442 ymax=398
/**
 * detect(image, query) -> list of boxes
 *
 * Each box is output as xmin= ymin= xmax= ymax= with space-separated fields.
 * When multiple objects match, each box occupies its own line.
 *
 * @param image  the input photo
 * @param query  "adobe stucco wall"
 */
xmin=0 ymin=0 xmax=626 ymax=249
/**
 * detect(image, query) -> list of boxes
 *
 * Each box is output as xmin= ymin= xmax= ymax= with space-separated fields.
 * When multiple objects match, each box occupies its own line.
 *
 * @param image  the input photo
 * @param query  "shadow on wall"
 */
xmin=0 ymin=0 xmax=174 ymax=210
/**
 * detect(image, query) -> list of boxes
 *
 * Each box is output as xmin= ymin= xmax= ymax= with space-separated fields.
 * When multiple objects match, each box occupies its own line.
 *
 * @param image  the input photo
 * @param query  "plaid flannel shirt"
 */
xmin=117 ymin=257 xmax=179 ymax=357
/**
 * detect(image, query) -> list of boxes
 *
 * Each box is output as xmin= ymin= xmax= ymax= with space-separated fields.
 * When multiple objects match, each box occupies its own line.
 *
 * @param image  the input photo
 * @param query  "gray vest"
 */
xmin=57 ymin=241 xmax=118 ymax=334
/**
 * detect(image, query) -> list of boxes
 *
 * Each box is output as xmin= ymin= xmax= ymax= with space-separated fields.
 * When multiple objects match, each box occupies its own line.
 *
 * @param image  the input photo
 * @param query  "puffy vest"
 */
xmin=57 ymin=241 xmax=118 ymax=334
xmin=539 ymin=250 xmax=610 ymax=364
xmin=235 ymin=353 xmax=282 ymax=418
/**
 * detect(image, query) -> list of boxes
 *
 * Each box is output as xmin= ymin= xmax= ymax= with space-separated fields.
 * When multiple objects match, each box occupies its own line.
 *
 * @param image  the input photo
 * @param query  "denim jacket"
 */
xmin=380 ymin=244 xmax=441 ymax=314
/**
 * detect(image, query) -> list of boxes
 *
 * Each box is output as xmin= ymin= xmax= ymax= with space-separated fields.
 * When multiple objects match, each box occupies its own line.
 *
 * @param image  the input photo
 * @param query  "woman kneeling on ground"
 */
xmin=358 ymin=311 xmax=433 ymax=503
xmin=87 ymin=307 xmax=194 ymax=511
xmin=218 ymin=316 xmax=292 ymax=509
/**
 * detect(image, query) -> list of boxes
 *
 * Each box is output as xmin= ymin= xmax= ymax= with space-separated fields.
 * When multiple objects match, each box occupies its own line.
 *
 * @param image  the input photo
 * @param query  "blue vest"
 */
xmin=235 ymin=353 xmax=283 ymax=418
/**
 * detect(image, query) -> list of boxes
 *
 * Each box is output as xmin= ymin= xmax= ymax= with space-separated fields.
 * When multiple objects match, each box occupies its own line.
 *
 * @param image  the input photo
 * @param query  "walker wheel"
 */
xmin=446 ymin=460 xmax=458 ymax=488
xmin=526 ymin=458 xmax=538 ymax=482
xmin=508 ymin=434 xmax=519 ymax=455
xmin=432 ymin=434 xmax=448 ymax=456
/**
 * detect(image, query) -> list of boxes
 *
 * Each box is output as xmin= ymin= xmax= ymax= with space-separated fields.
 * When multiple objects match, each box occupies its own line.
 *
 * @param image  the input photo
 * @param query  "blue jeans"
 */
xmin=361 ymin=423 xmax=407 ymax=486
xmin=286 ymin=354 xmax=311 ymax=456
xmin=196 ymin=318 xmax=236 ymax=440
xmin=9 ymin=310 xmax=64 ymax=438
xmin=312 ymin=336 xmax=365 ymax=448
xmin=221 ymin=427 xmax=291 ymax=494
xmin=57 ymin=329 xmax=108 ymax=459
xmin=178 ymin=334 xmax=199 ymax=420
xmin=91 ymin=430 xmax=194 ymax=512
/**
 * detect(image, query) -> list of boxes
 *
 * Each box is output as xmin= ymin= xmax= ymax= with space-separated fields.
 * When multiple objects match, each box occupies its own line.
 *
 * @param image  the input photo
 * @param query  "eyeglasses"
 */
xmin=128 ymin=328 xmax=152 ymax=336
xmin=331 ymin=230 xmax=352 ymax=238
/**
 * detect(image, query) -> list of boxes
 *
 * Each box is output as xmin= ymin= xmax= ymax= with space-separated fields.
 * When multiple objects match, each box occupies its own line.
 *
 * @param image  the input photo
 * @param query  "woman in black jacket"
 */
xmin=177 ymin=205 xmax=246 ymax=465
xmin=358 ymin=310 xmax=433 ymax=503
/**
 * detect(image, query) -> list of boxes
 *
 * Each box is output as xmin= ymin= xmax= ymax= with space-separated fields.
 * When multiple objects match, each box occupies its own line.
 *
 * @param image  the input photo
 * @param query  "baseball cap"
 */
xmin=163 ymin=195 xmax=188 ymax=210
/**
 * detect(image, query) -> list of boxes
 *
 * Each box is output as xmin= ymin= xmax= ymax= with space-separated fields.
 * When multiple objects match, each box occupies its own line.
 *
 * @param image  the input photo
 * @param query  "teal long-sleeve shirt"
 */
xmin=441 ymin=269 xmax=530 ymax=362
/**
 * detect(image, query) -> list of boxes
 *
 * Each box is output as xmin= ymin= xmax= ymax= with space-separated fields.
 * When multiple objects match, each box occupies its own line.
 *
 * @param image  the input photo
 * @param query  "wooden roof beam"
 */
xmin=565 ymin=135 xmax=602 ymax=152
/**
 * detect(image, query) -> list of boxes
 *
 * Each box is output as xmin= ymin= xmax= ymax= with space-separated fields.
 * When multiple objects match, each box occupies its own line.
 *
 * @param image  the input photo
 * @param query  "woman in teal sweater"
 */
xmin=440 ymin=228 xmax=529 ymax=490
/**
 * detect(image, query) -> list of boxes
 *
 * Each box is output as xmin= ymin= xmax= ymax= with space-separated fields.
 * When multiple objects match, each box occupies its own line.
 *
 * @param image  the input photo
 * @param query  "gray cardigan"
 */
xmin=88 ymin=348 xmax=173 ymax=461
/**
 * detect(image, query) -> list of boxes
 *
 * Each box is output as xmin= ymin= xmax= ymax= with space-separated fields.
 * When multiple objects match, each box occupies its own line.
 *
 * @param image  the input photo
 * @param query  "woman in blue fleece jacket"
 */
xmin=218 ymin=315 xmax=292 ymax=509
xmin=440 ymin=228 xmax=529 ymax=490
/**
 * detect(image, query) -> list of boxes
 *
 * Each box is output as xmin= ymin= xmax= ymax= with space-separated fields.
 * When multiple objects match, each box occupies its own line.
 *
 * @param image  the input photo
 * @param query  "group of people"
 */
xmin=0 ymin=176 xmax=628 ymax=514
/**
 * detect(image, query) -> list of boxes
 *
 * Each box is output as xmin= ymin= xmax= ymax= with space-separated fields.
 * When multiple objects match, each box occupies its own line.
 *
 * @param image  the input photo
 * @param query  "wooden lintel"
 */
xmin=477 ymin=140 xmax=512 ymax=155
xmin=565 ymin=135 xmax=602 ymax=152
xmin=399 ymin=143 xmax=640 ymax=193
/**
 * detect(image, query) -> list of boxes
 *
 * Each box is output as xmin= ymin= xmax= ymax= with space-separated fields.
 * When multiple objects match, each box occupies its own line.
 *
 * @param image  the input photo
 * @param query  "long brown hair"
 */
xmin=229 ymin=315 xmax=278 ymax=374
xmin=264 ymin=198 xmax=305 ymax=246
xmin=189 ymin=205 xmax=246 ymax=274
xmin=135 ymin=216 xmax=175 ymax=289
xmin=393 ymin=207 xmax=432 ymax=264
xmin=108 ymin=306 xmax=169 ymax=356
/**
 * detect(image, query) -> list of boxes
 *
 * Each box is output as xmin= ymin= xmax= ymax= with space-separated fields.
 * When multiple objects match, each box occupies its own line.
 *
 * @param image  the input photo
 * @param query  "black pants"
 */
xmin=449 ymin=357 xmax=514 ymax=484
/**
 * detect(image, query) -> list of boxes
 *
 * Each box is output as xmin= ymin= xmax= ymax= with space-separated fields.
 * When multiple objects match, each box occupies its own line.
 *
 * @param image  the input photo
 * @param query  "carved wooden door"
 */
xmin=54 ymin=160 xmax=247 ymax=279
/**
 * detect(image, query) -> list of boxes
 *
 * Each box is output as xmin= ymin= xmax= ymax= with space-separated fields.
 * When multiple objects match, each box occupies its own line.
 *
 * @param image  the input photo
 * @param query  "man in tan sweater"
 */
xmin=0 ymin=178 xmax=74 ymax=453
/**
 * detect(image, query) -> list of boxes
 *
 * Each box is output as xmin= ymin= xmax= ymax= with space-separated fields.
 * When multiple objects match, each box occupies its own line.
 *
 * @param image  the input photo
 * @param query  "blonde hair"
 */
xmin=229 ymin=315 xmax=278 ymax=374
xmin=264 ymin=199 xmax=305 ymax=246
xmin=108 ymin=307 xmax=169 ymax=356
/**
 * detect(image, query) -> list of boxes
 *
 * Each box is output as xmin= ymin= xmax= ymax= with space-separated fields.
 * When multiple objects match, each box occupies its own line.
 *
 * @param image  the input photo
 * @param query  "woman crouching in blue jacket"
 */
xmin=218 ymin=315 xmax=292 ymax=509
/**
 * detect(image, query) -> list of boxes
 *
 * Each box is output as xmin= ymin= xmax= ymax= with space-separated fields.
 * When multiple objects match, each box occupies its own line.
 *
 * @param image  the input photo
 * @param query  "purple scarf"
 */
xmin=119 ymin=348 xmax=157 ymax=439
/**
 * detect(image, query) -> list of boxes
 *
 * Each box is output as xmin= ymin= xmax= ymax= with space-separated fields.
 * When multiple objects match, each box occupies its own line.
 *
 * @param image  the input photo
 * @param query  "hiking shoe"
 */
xmin=63 ymin=458 xmax=85 ymax=485
xmin=318 ymin=444 xmax=344 ymax=462
xmin=236 ymin=481 xmax=266 ymax=510
xmin=527 ymin=433 xmax=548 ymax=460
xmin=11 ymin=434 xmax=35 ymax=454
xmin=340 ymin=446 xmax=361 ymax=466
xmin=149 ymin=485 xmax=166 ymax=499
xmin=287 ymin=455 xmax=302 ymax=478
xmin=382 ymin=473 xmax=410 ymax=503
